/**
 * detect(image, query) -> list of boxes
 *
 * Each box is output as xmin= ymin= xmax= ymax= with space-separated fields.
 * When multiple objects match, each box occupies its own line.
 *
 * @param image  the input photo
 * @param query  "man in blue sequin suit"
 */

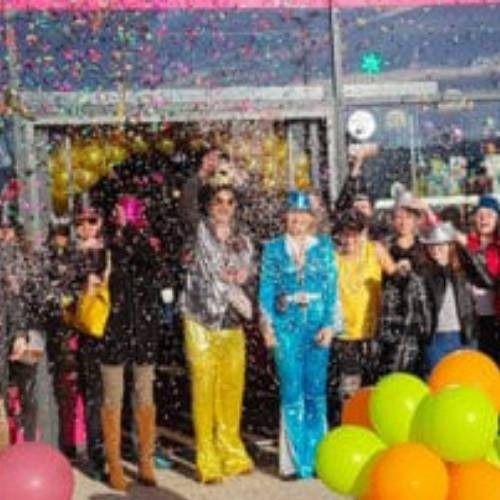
xmin=259 ymin=191 xmax=341 ymax=479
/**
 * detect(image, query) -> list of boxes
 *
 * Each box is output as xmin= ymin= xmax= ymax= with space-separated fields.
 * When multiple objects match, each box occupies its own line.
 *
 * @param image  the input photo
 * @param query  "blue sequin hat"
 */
xmin=286 ymin=191 xmax=312 ymax=212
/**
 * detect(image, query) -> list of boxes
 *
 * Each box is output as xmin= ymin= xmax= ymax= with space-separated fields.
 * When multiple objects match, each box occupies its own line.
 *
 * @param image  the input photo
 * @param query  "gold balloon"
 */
xmin=294 ymin=152 xmax=312 ymax=189
xmin=295 ymin=173 xmax=311 ymax=190
xmin=69 ymin=144 xmax=86 ymax=170
xmin=48 ymin=149 xmax=67 ymax=175
xmin=262 ymin=134 xmax=278 ymax=157
xmin=261 ymin=157 xmax=280 ymax=190
xmin=105 ymin=143 xmax=129 ymax=168
xmin=274 ymin=139 xmax=289 ymax=163
xmin=74 ymin=169 xmax=99 ymax=191
xmin=51 ymin=188 xmax=69 ymax=215
xmin=52 ymin=169 xmax=70 ymax=190
xmin=155 ymin=137 xmax=175 ymax=155
xmin=129 ymin=134 xmax=150 ymax=154
xmin=79 ymin=142 xmax=106 ymax=173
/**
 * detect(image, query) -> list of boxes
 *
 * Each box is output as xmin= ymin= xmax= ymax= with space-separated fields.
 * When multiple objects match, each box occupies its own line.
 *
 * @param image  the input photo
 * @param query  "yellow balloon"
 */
xmin=48 ymin=150 xmax=67 ymax=175
xmin=155 ymin=137 xmax=175 ymax=155
xmin=51 ymin=188 xmax=69 ymax=215
xmin=129 ymin=134 xmax=150 ymax=154
xmin=80 ymin=142 xmax=106 ymax=173
xmin=70 ymin=144 xmax=86 ymax=170
xmin=74 ymin=169 xmax=99 ymax=191
xmin=274 ymin=139 xmax=289 ymax=163
xmin=295 ymin=173 xmax=312 ymax=190
xmin=105 ymin=143 xmax=129 ymax=167
xmin=262 ymin=134 xmax=278 ymax=157
xmin=261 ymin=157 xmax=280 ymax=190
xmin=52 ymin=169 xmax=70 ymax=190
xmin=294 ymin=152 xmax=312 ymax=189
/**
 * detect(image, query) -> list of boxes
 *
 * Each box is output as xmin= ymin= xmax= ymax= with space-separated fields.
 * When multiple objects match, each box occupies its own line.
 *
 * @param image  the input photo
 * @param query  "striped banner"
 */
xmin=1 ymin=0 xmax=498 ymax=11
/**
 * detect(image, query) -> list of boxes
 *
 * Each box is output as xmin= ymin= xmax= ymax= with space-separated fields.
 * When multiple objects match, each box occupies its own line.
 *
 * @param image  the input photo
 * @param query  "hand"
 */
xmin=396 ymin=258 xmax=412 ymax=275
xmin=87 ymin=273 xmax=103 ymax=294
xmin=199 ymin=150 xmax=220 ymax=180
xmin=454 ymin=230 xmax=467 ymax=247
xmin=220 ymin=266 xmax=249 ymax=285
xmin=234 ymin=267 xmax=250 ymax=285
xmin=262 ymin=329 xmax=278 ymax=349
xmin=315 ymin=327 xmax=334 ymax=348
xmin=10 ymin=336 xmax=28 ymax=361
xmin=348 ymin=149 xmax=364 ymax=177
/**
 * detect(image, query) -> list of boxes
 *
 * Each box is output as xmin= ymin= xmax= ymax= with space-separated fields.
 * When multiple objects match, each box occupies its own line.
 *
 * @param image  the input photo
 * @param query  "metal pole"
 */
xmin=328 ymin=6 xmax=347 ymax=205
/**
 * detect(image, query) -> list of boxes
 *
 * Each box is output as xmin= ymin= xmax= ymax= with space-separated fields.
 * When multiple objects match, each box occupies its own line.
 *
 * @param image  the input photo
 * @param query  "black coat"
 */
xmin=422 ymin=246 xmax=494 ymax=344
xmin=100 ymin=227 xmax=163 ymax=365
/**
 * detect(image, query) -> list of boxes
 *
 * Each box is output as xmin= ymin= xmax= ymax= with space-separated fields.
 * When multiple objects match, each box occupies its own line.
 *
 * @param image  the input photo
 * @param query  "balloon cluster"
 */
xmin=48 ymin=128 xmax=177 ymax=214
xmin=49 ymin=133 xmax=129 ymax=214
xmin=316 ymin=350 xmax=500 ymax=500
xmin=225 ymin=131 xmax=311 ymax=191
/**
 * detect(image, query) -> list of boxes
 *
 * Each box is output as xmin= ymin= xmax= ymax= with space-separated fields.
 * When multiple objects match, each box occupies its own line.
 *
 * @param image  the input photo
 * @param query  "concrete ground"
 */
xmin=74 ymin=467 xmax=347 ymax=500
xmin=73 ymin=434 xmax=349 ymax=500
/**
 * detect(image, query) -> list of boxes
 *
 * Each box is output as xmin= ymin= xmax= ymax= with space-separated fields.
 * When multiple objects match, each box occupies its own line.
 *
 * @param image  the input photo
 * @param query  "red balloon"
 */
xmin=0 ymin=443 xmax=74 ymax=500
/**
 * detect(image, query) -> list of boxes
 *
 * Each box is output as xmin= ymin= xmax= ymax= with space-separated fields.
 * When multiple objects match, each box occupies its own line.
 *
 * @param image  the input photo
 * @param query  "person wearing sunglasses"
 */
xmin=59 ymin=204 xmax=108 ymax=480
xmin=181 ymin=173 xmax=254 ymax=484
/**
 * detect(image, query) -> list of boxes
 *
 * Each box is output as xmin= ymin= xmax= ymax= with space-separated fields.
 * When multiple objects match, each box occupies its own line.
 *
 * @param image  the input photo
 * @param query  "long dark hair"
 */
xmin=198 ymin=184 xmax=239 ymax=217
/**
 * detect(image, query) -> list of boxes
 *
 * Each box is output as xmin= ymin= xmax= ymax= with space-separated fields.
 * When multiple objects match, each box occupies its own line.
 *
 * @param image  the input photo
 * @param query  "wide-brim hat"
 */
xmin=286 ymin=190 xmax=312 ymax=212
xmin=420 ymin=221 xmax=456 ymax=245
xmin=395 ymin=190 xmax=423 ymax=213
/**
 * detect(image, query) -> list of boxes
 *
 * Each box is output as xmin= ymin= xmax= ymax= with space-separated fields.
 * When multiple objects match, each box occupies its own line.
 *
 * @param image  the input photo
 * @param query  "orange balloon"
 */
xmin=448 ymin=461 xmax=500 ymax=500
xmin=341 ymin=387 xmax=373 ymax=429
xmin=367 ymin=443 xmax=448 ymax=500
xmin=429 ymin=349 xmax=500 ymax=412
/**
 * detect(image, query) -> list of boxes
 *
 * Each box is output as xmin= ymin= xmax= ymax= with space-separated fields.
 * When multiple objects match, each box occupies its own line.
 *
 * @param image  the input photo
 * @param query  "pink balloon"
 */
xmin=0 ymin=443 xmax=74 ymax=500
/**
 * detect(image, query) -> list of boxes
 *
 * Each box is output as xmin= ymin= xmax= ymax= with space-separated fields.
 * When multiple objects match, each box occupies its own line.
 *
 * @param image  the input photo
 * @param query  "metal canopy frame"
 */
xmin=14 ymin=82 xmax=339 ymax=238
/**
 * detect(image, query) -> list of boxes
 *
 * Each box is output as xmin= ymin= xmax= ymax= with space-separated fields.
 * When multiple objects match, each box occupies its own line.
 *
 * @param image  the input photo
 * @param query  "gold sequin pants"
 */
xmin=184 ymin=318 xmax=253 ymax=482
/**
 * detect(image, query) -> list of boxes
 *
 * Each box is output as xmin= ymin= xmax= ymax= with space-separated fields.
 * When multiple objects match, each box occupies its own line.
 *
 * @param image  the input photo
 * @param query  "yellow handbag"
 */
xmin=63 ymin=251 xmax=111 ymax=339
xmin=63 ymin=283 xmax=110 ymax=339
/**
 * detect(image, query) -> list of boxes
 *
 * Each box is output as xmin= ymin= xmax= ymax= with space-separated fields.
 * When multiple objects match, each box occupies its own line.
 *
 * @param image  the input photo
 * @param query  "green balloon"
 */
xmin=370 ymin=372 xmax=429 ymax=445
xmin=423 ymin=386 xmax=498 ymax=463
xmin=411 ymin=394 xmax=435 ymax=444
xmin=316 ymin=425 xmax=385 ymax=496
xmin=486 ymin=437 xmax=500 ymax=468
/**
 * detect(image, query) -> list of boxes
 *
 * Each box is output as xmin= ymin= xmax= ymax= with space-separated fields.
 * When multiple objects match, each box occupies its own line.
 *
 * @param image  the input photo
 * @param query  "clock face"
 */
xmin=347 ymin=110 xmax=377 ymax=141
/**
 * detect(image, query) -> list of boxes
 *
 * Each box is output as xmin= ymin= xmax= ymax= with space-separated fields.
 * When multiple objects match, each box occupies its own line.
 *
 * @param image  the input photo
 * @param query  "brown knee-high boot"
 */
xmin=135 ymin=404 xmax=157 ymax=486
xmin=101 ymin=406 xmax=130 ymax=491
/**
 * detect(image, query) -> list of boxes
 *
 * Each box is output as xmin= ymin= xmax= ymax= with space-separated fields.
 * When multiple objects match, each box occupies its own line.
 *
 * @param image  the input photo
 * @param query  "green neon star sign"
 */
xmin=360 ymin=51 xmax=384 ymax=75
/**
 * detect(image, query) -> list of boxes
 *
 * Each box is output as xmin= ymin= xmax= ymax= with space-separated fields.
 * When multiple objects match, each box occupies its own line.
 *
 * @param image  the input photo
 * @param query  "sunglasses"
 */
xmin=76 ymin=217 xmax=99 ymax=226
xmin=213 ymin=196 xmax=235 ymax=207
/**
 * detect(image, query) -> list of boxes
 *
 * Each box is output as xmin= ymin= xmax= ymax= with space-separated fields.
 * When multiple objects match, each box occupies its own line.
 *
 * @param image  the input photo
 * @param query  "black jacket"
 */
xmin=100 ymin=226 xmax=163 ymax=365
xmin=421 ymin=246 xmax=494 ymax=344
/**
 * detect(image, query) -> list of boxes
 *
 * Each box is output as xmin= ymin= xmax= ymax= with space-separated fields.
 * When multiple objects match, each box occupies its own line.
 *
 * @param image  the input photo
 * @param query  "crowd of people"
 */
xmin=0 ymin=144 xmax=498 ymax=491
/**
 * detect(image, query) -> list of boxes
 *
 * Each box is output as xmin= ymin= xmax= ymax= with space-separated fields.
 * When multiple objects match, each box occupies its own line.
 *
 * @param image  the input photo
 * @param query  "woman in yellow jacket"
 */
xmin=335 ymin=209 xmax=408 ymax=400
